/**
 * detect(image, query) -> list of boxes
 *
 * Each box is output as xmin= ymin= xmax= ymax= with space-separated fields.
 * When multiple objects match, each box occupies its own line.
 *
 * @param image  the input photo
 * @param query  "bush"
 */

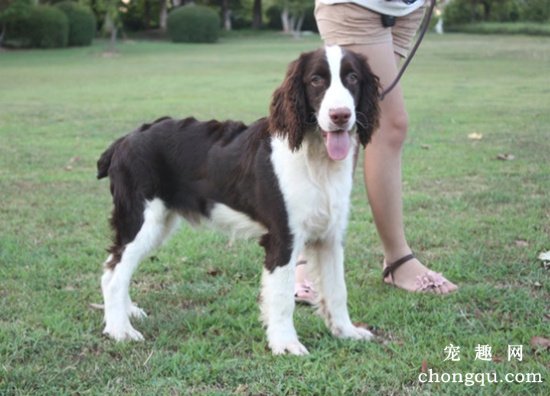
xmin=167 ymin=5 xmax=219 ymax=43
xmin=265 ymin=5 xmax=317 ymax=32
xmin=121 ymin=0 xmax=162 ymax=31
xmin=443 ymin=0 xmax=549 ymax=25
xmin=5 ymin=5 xmax=68 ymax=48
xmin=521 ymin=0 xmax=550 ymax=22
xmin=0 ymin=0 xmax=32 ymax=25
xmin=266 ymin=5 xmax=282 ymax=30
xmin=29 ymin=5 xmax=68 ymax=48
xmin=443 ymin=0 xmax=483 ymax=25
xmin=55 ymin=1 xmax=96 ymax=46
xmin=302 ymin=6 xmax=318 ymax=32
xmin=491 ymin=1 xmax=521 ymax=22
xmin=1 ymin=0 xmax=30 ymax=46
xmin=445 ymin=22 xmax=550 ymax=36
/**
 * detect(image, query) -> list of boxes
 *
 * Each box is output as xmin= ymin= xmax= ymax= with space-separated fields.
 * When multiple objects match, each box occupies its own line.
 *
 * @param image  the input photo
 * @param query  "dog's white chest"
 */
xmin=270 ymin=137 xmax=353 ymax=243
xmin=299 ymin=182 xmax=347 ymax=241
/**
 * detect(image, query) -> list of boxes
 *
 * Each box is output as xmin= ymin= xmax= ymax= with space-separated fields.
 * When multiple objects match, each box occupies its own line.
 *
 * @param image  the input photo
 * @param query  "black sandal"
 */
xmin=382 ymin=253 xmax=416 ymax=283
xmin=383 ymin=253 xmax=450 ymax=292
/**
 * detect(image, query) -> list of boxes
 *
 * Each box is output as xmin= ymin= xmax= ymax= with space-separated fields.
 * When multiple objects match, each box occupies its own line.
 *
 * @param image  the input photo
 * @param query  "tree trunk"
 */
xmin=103 ymin=11 xmax=118 ymax=52
xmin=110 ymin=24 xmax=117 ymax=52
xmin=0 ymin=24 xmax=5 ymax=46
xmin=281 ymin=7 xmax=290 ymax=33
xmin=252 ymin=0 xmax=262 ymax=29
xmin=159 ymin=0 xmax=168 ymax=30
xmin=222 ymin=0 xmax=232 ymax=31
xmin=482 ymin=1 xmax=491 ymax=20
xmin=293 ymin=14 xmax=304 ymax=38
xmin=435 ymin=18 xmax=444 ymax=34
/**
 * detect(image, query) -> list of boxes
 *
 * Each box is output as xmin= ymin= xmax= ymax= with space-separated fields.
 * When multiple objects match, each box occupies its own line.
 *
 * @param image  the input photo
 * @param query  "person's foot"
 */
xmin=383 ymin=254 xmax=458 ymax=294
xmin=294 ymin=280 xmax=318 ymax=305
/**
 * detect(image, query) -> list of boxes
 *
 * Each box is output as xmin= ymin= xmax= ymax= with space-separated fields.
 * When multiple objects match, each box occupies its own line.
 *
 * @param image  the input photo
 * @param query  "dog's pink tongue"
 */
xmin=326 ymin=131 xmax=351 ymax=161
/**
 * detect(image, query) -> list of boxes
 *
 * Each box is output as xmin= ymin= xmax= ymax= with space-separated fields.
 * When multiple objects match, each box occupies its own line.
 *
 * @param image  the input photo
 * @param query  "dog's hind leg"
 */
xmin=125 ymin=211 xmax=180 ymax=321
xmin=102 ymin=198 xmax=171 ymax=341
xmin=309 ymin=240 xmax=373 ymax=341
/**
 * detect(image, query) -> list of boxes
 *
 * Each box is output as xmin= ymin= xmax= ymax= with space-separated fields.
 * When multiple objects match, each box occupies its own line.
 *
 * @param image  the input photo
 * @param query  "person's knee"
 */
xmin=379 ymin=110 xmax=409 ymax=149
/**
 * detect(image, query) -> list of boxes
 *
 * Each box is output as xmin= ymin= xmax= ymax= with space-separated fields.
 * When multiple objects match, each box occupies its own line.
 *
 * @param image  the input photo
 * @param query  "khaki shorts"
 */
xmin=315 ymin=1 xmax=426 ymax=58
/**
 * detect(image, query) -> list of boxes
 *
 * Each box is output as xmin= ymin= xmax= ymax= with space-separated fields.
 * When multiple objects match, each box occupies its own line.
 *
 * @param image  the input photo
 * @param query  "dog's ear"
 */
xmin=355 ymin=54 xmax=381 ymax=147
xmin=269 ymin=52 xmax=309 ymax=151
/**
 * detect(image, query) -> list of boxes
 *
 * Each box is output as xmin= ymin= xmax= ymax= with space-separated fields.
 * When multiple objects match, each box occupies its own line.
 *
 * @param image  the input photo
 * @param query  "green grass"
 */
xmin=1 ymin=33 xmax=549 ymax=395
xmin=446 ymin=22 xmax=550 ymax=36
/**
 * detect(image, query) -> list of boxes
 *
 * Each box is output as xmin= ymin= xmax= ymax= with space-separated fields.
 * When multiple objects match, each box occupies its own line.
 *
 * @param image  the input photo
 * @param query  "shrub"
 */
xmin=28 ymin=5 xmax=68 ymax=48
xmin=444 ymin=0 xmax=483 ymax=25
xmin=445 ymin=22 xmax=550 ymax=36
xmin=1 ymin=0 xmax=31 ymax=47
xmin=264 ymin=5 xmax=317 ymax=33
xmin=266 ymin=5 xmax=282 ymax=30
xmin=443 ymin=0 xmax=548 ymax=25
xmin=121 ymin=0 xmax=162 ymax=31
xmin=491 ymin=1 xmax=521 ymax=22
xmin=0 ymin=0 xmax=32 ymax=26
xmin=5 ymin=5 xmax=69 ymax=48
xmin=55 ymin=1 xmax=96 ymax=46
xmin=521 ymin=0 xmax=550 ymax=22
xmin=302 ymin=6 xmax=318 ymax=32
xmin=167 ymin=5 xmax=219 ymax=43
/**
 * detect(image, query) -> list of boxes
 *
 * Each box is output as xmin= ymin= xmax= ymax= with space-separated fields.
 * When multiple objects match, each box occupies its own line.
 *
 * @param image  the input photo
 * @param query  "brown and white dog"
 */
xmin=97 ymin=45 xmax=380 ymax=355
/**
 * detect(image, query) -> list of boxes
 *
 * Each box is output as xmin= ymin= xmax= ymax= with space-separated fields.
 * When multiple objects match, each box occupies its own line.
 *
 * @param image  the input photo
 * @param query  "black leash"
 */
xmin=379 ymin=0 xmax=437 ymax=101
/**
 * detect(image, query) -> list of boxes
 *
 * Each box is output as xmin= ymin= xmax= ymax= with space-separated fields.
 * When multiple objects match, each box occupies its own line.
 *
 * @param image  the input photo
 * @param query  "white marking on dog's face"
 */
xmin=317 ymin=46 xmax=357 ymax=133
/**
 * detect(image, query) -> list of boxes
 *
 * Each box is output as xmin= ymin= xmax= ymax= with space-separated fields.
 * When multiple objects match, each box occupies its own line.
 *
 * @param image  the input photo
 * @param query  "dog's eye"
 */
xmin=346 ymin=72 xmax=359 ymax=85
xmin=310 ymin=75 xmax=325 ymax=87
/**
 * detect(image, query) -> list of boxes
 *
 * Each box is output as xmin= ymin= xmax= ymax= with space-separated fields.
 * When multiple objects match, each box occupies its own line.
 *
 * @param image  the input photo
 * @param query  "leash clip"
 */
xmin=381 ymin=14 xmax=396 ymax=28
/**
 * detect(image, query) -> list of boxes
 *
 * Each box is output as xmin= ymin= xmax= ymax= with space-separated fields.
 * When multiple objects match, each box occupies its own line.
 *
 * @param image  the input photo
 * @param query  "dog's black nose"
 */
xmin=329 ymin=108 xmax=351 ymax=126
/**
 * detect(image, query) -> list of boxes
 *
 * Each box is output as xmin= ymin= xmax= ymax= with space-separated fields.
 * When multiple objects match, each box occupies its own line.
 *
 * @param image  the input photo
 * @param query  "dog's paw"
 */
xmin=103 ymin=323 xmax=144 ymax=342
xmin=270 ymin=340 xmax=309 ymax=356
xmin=334 ymin=325 xmax=373 ymax=341
xmin=128 ymin=304 xmax=147 ymax=320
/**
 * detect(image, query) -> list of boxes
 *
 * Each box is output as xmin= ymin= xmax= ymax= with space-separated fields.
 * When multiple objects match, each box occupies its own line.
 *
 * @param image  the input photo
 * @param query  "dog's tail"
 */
xmin=97 ymin=136 xmax=124 ymax=179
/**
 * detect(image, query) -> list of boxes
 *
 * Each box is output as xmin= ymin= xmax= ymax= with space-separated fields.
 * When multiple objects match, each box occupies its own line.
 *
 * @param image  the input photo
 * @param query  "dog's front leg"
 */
xmin=259 ymin=236 xmax=308 ymax=355
xmin=314 ymin=241 xmax=373 ymax=341
xmin=261 ymin=264 xmax=308 ymax=355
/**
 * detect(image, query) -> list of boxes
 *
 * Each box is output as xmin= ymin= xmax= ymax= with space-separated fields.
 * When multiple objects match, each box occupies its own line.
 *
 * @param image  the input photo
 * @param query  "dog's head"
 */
xmin=269 ymin=45 xmax=380 ymax=160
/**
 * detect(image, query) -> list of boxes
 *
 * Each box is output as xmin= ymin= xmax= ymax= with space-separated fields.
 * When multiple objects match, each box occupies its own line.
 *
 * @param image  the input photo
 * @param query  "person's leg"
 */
xmin=295 ymin=257 xmax=317 ymax=304
xmin=345 ymin=41 xmax=457 ymax=294
xmin=312 ymin=0 xmax=457 ymax=294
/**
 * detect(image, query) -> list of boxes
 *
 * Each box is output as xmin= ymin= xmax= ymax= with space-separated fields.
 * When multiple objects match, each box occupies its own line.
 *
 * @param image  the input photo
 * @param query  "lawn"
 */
xmin=0 ymin=32 xmax=549 ymax=395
